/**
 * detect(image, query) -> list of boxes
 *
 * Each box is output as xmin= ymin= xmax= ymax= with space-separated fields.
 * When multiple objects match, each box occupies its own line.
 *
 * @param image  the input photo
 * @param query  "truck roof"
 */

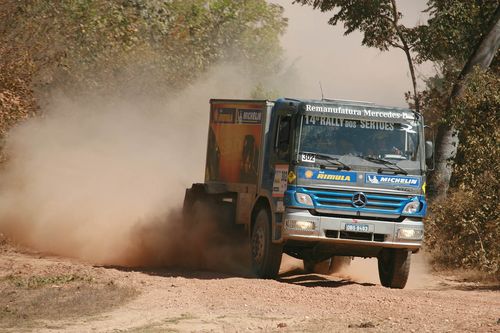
xmin=210 ymin=98 xmax=412 ymax=112
xmin=209 ymin=98 xmax=419 ymax=121
xmin=210 ymin=99 xmax=270 ymax=104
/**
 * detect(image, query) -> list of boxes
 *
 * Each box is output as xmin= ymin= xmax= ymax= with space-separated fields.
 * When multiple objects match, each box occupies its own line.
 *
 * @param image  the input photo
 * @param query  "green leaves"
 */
xmin=0 ymin=0 xmax=287 ymax=163
xmin=0 ymin=0 xmax=287 ymax=147
xmin=416 ymin=0 xmax=499 ymax=64
xmin=1 ymin=0 xmax=287 ymax=94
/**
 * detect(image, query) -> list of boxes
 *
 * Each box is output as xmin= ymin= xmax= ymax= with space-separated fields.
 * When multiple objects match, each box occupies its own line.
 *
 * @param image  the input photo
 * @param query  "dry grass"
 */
xmin=0 ymin=274 xmax=137 ymax=329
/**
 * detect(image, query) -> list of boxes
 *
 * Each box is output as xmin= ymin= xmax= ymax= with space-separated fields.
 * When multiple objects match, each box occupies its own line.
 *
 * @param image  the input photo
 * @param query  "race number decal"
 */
xmin=301 ymin=153 xmax=316 ymax=163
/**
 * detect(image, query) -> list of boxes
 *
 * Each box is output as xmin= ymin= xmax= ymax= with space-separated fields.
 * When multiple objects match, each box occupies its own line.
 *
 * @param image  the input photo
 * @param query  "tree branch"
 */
xmin=390 ymin=0 xmax=420 ymax=112
xmin=387 ymin=40 xmax=404 ymax=50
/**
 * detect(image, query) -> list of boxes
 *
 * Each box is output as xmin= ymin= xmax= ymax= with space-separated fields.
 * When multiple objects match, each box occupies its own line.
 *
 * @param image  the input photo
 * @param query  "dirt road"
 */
xmin=0 ymin=242 xmax=498 ymax=333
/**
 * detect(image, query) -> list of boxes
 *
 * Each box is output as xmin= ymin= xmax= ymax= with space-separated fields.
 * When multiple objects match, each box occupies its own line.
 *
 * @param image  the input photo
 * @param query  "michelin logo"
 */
xmin=365 ymin=174 xmax=420 ymax=187
xmin=366 ymin=175 xmax=379 ymax=184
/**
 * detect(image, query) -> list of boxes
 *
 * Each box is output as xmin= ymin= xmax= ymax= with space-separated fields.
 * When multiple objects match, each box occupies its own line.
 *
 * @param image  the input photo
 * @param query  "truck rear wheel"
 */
xmin=378 ymin=249 xmax=411 ymax=289
xmin=183 ymin=185 xmax=209 ymax=225
xmin=251 ymin=209 xmax=282 ymax=279
xmin=187 ymin=197 xmax=214 ymax=225
xmin=303 ymin=256 xmax=351 ymax=275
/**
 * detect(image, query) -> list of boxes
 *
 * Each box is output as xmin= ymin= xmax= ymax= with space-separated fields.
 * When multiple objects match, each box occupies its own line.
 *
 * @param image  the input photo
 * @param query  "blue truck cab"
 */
xmin=184 ymin=98 xmax=432 ymax=288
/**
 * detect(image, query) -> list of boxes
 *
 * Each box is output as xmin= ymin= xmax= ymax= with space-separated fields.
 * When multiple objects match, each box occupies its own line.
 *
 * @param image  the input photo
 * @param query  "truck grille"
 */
xmin=303 ymin=187 xmax=411 ymax=217
xmin=325 ymin=230 xmax=385 ymax=242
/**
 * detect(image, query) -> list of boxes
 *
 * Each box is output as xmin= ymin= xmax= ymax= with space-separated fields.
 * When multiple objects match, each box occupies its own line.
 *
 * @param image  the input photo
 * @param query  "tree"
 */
xmin=415 ymin=1 xmax=499 ymax=275
xmin=0 ymin=0 xmax=286 ymax=94
xmin=0 ymin=0 xmax=287 ymax=153
xmin=293 ymin=0 xmax=421 ymax=112
xmin=428 ymin=3 xmax=500 ymax=195
xmin=424 ymin=68 xmax=499 ymax=276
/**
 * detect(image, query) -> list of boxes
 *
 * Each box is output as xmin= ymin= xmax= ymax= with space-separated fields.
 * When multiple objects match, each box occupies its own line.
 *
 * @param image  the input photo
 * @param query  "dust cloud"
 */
xmin=0 ymin=64 xmax=254 ymax=272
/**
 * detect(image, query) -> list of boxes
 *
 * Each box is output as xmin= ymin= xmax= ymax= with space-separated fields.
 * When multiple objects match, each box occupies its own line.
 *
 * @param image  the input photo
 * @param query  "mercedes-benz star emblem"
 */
xmin=352 ymin=192 xmax=367 ymax=208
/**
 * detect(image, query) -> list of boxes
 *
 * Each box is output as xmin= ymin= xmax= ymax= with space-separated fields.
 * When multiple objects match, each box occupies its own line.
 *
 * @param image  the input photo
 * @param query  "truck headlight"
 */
xmin=295 ymin=193 xmax=313 ymax=206
xmin=285 ymin=220 xmax=316 ymax=231
xmin=397 ymin=228 xmax=424 ymax=240
xmin=402 ymin=200 xmax=421 ymax=214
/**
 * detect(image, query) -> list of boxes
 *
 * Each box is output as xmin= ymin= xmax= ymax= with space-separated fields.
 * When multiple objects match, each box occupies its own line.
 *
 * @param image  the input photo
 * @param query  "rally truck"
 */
xmin=183 ymin=98 xmax=433 ymax=288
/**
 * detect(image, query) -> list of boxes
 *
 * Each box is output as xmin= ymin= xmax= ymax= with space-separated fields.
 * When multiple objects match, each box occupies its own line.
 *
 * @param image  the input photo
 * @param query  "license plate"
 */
xmin=345 ymin=223 xmax=369 ymax=232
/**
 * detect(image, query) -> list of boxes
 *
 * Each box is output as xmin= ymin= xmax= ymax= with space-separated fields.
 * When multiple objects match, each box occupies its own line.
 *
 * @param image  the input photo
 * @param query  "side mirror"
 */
xmin=424 ymin=125 xmax=435 ymax=172
xmin=425 ymin=141 xmax=433 ymax=160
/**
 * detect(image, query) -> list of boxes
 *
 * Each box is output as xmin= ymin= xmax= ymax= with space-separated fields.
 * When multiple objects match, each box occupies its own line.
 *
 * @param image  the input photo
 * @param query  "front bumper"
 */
xmin=282 ymin=209 xmax=423 ymax=251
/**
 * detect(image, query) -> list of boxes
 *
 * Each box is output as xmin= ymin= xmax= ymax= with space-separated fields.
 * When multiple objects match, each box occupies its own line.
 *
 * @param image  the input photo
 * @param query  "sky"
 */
xmin=273 ymin=1 xmax=434 ymax=107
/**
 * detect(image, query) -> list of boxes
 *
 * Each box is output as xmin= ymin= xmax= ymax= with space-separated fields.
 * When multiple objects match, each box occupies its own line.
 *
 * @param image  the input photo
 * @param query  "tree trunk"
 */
xmin=433 ymin=5 xmax=500 ymax=197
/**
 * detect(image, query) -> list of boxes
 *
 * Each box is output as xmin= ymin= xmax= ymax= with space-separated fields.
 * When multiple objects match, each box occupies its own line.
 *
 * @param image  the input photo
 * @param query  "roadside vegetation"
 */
xmin=0 ymin=0 xmax=287 ymax=157
xmin=0 ymin=248 xmax=137 ymax=330
xmin=424 ymin=68 xmax=499 ymax=277
xmin=0 ymin=276 xmax=137 ymax=329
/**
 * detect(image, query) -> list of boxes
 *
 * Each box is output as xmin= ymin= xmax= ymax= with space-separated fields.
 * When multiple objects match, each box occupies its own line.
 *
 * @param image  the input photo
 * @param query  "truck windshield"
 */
xmin=297 ymin=115 xmax=422 ymax=171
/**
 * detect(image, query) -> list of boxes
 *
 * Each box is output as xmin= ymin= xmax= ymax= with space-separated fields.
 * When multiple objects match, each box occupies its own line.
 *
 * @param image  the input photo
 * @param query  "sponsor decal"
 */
xmin=237 ymin=109 xmax=262 ymax=124
xmin=276 ymin=200 xmax=285 ymax=213
xmin=304 ymin=116 xmax=347 ymax=127
xmin=304 ymin=115 xmax=395 ymax=131
xmin=304 ymin=104 xmax=414 ymax=120
xmin=359 ymin=120 xmax=394 ymax=131
xmin=213 ymin=108 xmax=236 ymax=123
xmin=365 ymin=174 xmax=420 ymax=187
xmin=298 ymin=167 xmax=357 ymax=183
xmin=272 ymin=164 xmax=289 ymax=197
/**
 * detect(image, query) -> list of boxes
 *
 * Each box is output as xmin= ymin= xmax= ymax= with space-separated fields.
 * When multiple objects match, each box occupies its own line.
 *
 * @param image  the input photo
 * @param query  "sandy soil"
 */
xmin=0 ymin=243 xmax=498 ymax=333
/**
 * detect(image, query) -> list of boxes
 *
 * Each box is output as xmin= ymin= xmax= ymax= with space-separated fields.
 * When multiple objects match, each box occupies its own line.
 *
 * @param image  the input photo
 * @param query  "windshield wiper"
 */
xmin=299 ymin=152 xmax=351 ymax=170
xmin=358 ymin=156 xmax=408 ymax=175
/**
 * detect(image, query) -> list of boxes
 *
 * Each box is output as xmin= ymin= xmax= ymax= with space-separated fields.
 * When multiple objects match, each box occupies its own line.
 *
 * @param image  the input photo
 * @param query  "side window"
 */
xmin=275 ymin=115 xmax=291 ymax=160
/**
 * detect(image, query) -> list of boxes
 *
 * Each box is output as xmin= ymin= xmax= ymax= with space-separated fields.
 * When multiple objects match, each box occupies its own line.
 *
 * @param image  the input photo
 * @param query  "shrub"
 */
xmin=425 ymin=68 xmax=499 ymax=278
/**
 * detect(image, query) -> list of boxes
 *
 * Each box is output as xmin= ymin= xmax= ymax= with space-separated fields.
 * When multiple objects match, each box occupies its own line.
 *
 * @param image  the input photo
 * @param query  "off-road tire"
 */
xmin=303 ymin=259 xmax=317 ymax=273
xmin=378 ymin=249 xmax=411 ymax=289
xmin=303 ymin=259 xmax=331 ymax=274
xmin=303 ymin=256 xmax=351 ymax=275
xmin=251 ymin=209 xmax=283 ymax=279
xmin=183 ymin=186 xmax=207 ymax=225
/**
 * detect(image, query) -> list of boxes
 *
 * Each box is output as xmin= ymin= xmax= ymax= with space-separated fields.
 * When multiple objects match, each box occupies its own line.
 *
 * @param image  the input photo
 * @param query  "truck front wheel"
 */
xmin=251 ymin=209 xmax=283 ymax=279
xmin=378 ymin=249 xmax=411 ymax=289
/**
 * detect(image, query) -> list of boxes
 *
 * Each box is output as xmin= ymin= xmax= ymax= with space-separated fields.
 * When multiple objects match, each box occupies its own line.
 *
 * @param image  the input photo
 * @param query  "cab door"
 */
xmin=268 ymin=109 xmax=294 ymax=208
